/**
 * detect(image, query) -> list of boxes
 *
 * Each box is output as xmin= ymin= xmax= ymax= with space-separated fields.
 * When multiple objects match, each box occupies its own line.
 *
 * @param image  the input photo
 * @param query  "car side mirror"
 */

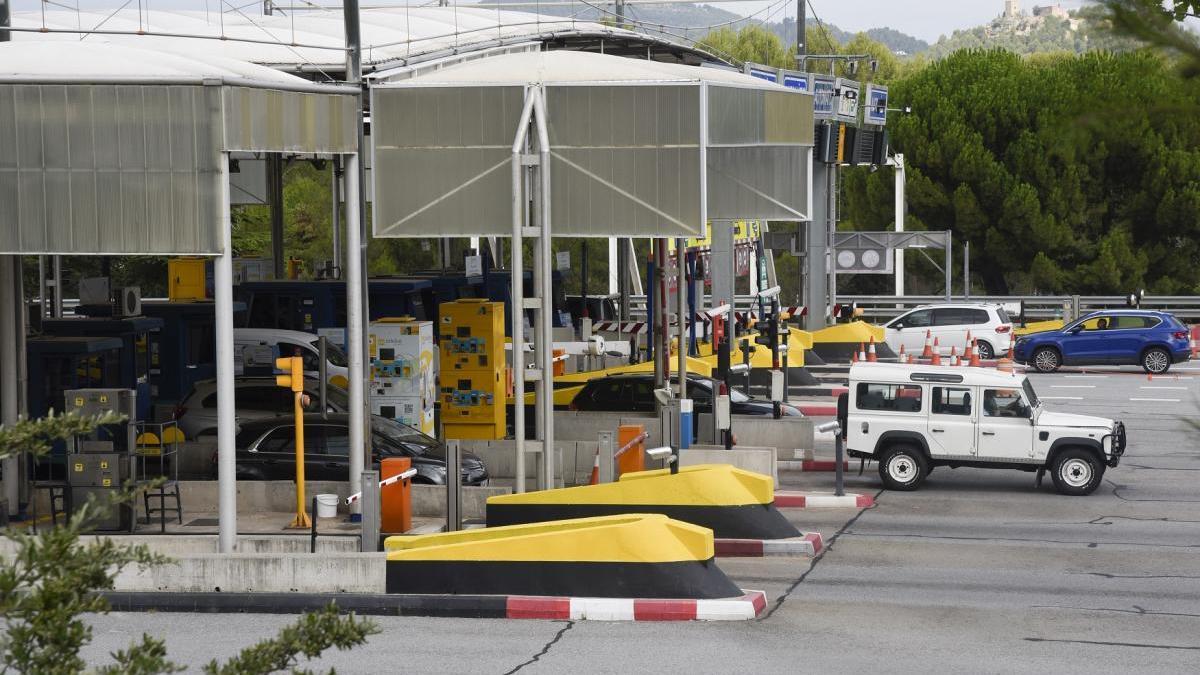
xmin=1067 ymin=325 xmax=1083 ymax=334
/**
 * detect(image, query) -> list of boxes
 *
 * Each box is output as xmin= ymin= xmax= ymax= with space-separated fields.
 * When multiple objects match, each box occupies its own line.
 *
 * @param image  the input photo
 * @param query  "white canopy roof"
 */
xmin=400 ymin=49 xmax=779 ymax=87
xmin=9 ymin=7 xmax=717 ymax=74
xmin=0 ymin=41 xmax=318 ymax=88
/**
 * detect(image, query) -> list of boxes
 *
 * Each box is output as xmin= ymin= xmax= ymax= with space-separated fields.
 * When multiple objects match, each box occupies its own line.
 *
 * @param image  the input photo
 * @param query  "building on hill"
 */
xmin=1004 ymin=0 xmax=1022 ymax=18
xmin=1033 ymin=4 xmax=1069 ymax=20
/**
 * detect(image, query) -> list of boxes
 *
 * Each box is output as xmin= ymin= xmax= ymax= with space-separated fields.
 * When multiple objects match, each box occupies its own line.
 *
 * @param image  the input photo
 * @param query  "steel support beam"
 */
xmin=805 ymin=159 xmax=830 ymax=330
xmin=215 ymin=154 xmax=238 ymax=553
xmin=344 ymin=153 xmax=365 ymax=516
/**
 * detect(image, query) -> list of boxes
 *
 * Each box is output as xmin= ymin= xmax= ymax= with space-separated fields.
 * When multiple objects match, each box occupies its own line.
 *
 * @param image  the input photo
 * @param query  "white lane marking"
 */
xmin=1040 ymin=396 xmax=1083 ymax=400
xmin=1140 ymin=386 xmax=1188 ymax=390
xmin=1051 ymin=385 xmax=1095 ymax=389
xmin=1064 ymin=375 xmax=1107 ymax=379
xmin=1129 ymin=397 xmax=1181 ymax=403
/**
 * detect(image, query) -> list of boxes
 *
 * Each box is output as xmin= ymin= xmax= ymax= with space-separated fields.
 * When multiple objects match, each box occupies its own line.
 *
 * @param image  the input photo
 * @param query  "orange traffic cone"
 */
xmin=899 ymin=344 xmax=907 ymax=363
xmin=588 ymin=448 xmax=601 ymax=485
xmin=968 ymin=340 xmax=981 ymax=367
xmin=965 ymin=330 xmax=973 ymax=353
xmin=851 ymin=348 xmax=859 ymax=364
xmin=950 ymin=346 xmax=959 ymax=366
xmin=867 ymin=337 xmax=878 ymax=362
xmin=921 ymin=330 xmax=933 ymax=358
xmin=931 ymin=342 xmax=942 ymax=366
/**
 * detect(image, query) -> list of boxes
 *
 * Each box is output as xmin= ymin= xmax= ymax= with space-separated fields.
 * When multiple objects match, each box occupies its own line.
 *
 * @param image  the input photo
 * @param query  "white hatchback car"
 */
xmin=175 ymin=377 xmax=348 ymax=438
xmin=883 ymin=303 xmax=1013 ymax=360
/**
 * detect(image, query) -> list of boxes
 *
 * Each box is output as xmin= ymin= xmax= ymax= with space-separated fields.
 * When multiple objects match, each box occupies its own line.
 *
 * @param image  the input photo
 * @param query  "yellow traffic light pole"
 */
xmin=276 ymin=356 xmax=311 ymax=528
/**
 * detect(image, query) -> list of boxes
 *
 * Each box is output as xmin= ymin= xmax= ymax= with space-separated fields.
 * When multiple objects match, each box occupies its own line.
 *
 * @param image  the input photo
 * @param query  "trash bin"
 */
xmin=316 ymin=494 xmax=339 ymax=519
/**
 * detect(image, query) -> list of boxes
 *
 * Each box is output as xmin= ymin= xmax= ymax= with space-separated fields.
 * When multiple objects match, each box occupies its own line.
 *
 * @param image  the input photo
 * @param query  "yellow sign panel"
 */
xmin=74 ymin=397 xmax=83 ymax=407
xmin=669 ymin=220 xmax=761 ymax=253
xmin=102 ymin=479 xmax=111 ymax=487
xmin=74 ymin=462 xmax=83 ymax=472
xmin=100 ymin=461 xmax=108 ymax=470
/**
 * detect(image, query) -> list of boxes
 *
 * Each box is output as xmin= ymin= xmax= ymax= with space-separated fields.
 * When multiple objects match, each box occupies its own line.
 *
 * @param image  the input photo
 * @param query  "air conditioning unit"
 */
xmin=114 ymin=286 xmax=142 ymax=317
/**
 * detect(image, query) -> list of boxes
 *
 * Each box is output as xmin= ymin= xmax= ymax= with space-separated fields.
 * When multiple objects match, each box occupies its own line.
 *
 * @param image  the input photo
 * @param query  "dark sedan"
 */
xmin=220 ymin=414 xmax=489 ymax=485
xmin=569 ymin=373 xmax=803 ymax=416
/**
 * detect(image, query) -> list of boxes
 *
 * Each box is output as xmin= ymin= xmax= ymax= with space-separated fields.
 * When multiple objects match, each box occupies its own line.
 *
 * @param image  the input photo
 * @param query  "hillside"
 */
xmin=927 ymin=5 xmax=1144 ymax=58
xmin=474 ymin=1 xmax=928 ymax=55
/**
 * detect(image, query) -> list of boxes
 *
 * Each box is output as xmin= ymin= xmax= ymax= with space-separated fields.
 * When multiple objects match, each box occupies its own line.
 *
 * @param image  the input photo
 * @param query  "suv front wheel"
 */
xmin=878 ymin=445 xmax=928 ymax=491
xmin=1050 ymin=448 xmax=1104 ymax=496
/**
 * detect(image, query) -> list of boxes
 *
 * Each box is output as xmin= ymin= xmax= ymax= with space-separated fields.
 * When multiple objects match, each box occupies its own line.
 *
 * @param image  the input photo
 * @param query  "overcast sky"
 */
xmin=3 ymin=0 xmax=1095 ymax=44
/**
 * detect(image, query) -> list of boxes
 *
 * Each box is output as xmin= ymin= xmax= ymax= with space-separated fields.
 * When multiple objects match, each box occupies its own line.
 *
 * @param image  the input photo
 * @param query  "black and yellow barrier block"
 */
xmin=384 ymin=514 xmax=742 ymax=599
xmin=810 ymin=321 xmax=897 ymax=363
xmin=486 ymin=464 xmax=800 ymax=540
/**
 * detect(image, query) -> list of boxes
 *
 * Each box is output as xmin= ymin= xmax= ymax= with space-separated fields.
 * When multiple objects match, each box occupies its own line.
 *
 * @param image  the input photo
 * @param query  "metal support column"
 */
xmin=345 ymin=153 xmax=365 ymax=516
xmin=533 ymin=91 xmax=555 ymax=490
xmin=805 ymin=161 xmax=830 ymax=331
xmin=268 ymin=153 xmax=285 ymax=279
xmin=893 ymin=153 xmax=905 ymax=297
xmin=215 ymin=155 xmax=238 ymax=552
xmin=52 ymin=256 xmax=63 ymax=318
xmin=331 ymin=157 xmax=343 ymax=280
xmin=1 ymin=257 xmax=19 ymax=516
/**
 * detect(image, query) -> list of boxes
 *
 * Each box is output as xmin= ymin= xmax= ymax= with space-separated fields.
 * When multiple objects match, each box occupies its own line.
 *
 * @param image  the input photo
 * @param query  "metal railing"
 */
xmin=835 ymin=295 xmax=1200 ymax=323
xmin=622 ymin=294 xmax=1200 ymax=323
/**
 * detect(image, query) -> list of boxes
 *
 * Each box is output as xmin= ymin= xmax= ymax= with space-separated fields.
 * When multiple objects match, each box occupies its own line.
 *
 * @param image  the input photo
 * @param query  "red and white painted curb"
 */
xmin=715 ymin=533 xmax=823 ymax=558
xmin=774 ymin=492 xmax=874 ymax=508
xmin=507 ymin=590 xmax=768 ymax=621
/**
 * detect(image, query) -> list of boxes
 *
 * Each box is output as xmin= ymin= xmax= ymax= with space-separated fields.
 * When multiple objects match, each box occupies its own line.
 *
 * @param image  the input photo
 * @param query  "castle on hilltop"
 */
xmin=993 ymin=1 xmax=1078 ymax=35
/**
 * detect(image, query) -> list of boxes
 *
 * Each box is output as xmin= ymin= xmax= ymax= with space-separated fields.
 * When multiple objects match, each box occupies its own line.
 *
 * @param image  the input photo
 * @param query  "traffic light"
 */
xmin=275 ymin=356 xmax=304 ymax=392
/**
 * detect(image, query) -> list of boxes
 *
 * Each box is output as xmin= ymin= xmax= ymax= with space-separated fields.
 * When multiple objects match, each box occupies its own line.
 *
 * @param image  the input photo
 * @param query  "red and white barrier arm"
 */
xmin=612 ymin=431 xmax=649 ymax=459
xmin=345 ymin=468 xmax=417 ymax=505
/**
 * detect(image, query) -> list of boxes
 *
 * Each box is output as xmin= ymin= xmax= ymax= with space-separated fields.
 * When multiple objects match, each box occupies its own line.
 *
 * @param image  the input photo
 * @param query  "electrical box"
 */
xmin=439 ymin=300 xmax=506 ymax=440
xmin=64 ymin=388 xmax=136 ymax=419
xmin=370 ymin=318 xmax=436 ymax=435
xmin=168 ymin=258 xmax=210 ymax=301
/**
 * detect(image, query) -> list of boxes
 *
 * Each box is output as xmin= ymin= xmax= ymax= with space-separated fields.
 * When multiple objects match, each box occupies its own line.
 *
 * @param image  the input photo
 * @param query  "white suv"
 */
xmin=883 ymin=303 xmax=1013 ymax=360
xmin=840 ymin=363 xmax=1125 ymax=495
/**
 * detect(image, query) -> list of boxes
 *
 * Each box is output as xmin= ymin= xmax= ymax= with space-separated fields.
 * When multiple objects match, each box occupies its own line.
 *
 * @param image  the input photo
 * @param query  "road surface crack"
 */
xmin=503 ymin=620 xmax=574 ymax=674
xmin=758 ymin=488 xmax=883 ymax=621
xmin=1024 ymin=637 xmax=1200 ymax=651
xmin=1032 ymin=604 xmax=1200 ymax=619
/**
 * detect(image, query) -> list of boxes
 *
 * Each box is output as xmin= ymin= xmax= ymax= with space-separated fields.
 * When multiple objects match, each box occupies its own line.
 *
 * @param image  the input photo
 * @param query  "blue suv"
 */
xmin=1014 ymin=310 xmax=1192 ymax=374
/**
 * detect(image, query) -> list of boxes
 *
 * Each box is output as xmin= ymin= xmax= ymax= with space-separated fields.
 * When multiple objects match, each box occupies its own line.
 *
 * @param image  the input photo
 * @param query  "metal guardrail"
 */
xmin=836 ymin=295 xmax=1200 ymax=323
xmin=624 ymin=294 xmax=1200 ymax=323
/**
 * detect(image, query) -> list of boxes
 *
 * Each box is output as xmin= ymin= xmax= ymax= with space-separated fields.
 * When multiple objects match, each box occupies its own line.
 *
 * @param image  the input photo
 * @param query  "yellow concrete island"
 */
xmin=384 ymin=514 xmax=743 ymax=598
xmin=486 ymin=464 xmax=800 ymax=540
xmin=810 ymin=320 xmax=895 ymax=362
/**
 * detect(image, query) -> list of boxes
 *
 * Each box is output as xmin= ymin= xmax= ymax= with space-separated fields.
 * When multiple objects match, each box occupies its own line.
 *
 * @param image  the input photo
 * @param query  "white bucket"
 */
xmin=316 ymin=494 xmax=339 ymax=519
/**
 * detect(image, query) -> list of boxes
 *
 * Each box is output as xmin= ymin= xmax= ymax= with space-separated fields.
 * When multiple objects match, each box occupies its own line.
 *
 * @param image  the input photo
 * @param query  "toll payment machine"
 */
xmin=439 ymin=299 xmax=506 ymax=440
xmin=369 ymin=317 xmax=436 ymax=435
xmin=63 ymin=388 xmax=137 ymax=532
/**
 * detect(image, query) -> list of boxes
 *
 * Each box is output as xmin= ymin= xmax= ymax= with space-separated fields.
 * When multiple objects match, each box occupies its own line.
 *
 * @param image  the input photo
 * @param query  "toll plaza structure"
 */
xmin=40 ymin=315 xmax=163 ymax=420
xmin=0 ymin=40 xmax=362 ymax=550
xmin=370 ymin=49 xmax=814 ymax=493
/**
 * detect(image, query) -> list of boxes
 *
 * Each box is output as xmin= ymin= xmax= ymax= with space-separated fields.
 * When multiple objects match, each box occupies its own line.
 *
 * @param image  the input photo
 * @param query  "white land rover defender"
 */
xmin=840 ymin=363 xmax=1126 ymax=495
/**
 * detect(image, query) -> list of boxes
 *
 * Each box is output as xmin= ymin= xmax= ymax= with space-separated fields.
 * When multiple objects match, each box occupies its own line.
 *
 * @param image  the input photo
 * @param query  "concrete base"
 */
xmin=680 ymin=446 xmax=777 ymax=483
xmin=113 ymin=552 xmax=387 ymax=593
xmin=173 ymin=481 xmax=508 ymax=520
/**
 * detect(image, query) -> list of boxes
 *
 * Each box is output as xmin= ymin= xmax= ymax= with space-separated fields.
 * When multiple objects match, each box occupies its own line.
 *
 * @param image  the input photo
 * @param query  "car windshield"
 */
xmin=321 ymin=384 xmax=349 ymax=410
xmin=373 ymin=416 xmax=433 ymax=455
xmin=1022 ymin=378 xmax=1041 ymax=408
xmin=310 ymin=340 xmax=349 ymax=368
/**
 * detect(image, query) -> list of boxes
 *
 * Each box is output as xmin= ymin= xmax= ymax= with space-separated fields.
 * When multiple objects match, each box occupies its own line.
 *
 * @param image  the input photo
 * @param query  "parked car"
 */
xmin=568 ymin=373 xmax=803 ymax=417
xmin=1014 ymin=310 xmax=1192 ymax=374
xmin=843 ymin=362 xmax=1125 ymax=495
xmin=222 ymin=414 xmax=489 ymax=485
xmin=234 ymin=328 xmax=350 ymax=387
xmin=175 ymin=377 xmax=348 ymax=439
xmin=883 ymin=303 xmax=1013 ymax=360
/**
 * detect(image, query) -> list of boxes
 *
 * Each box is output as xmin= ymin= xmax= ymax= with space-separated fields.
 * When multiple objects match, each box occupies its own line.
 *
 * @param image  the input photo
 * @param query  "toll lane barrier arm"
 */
xmin=346 ymin=468 xmax=417 ymax=505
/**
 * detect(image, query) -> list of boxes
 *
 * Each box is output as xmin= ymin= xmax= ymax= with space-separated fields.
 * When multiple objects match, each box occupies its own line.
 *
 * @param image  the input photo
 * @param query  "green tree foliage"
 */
xmin=0 ymin=411 xmax=378 ymax=673
xmin=840 ymin=48 xmax=1200 ymax=295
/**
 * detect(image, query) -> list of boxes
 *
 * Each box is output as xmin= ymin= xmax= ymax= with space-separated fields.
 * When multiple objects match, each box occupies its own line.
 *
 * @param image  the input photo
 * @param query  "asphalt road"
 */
xmin=82 ymin=365 xmax=1200 ymax=673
